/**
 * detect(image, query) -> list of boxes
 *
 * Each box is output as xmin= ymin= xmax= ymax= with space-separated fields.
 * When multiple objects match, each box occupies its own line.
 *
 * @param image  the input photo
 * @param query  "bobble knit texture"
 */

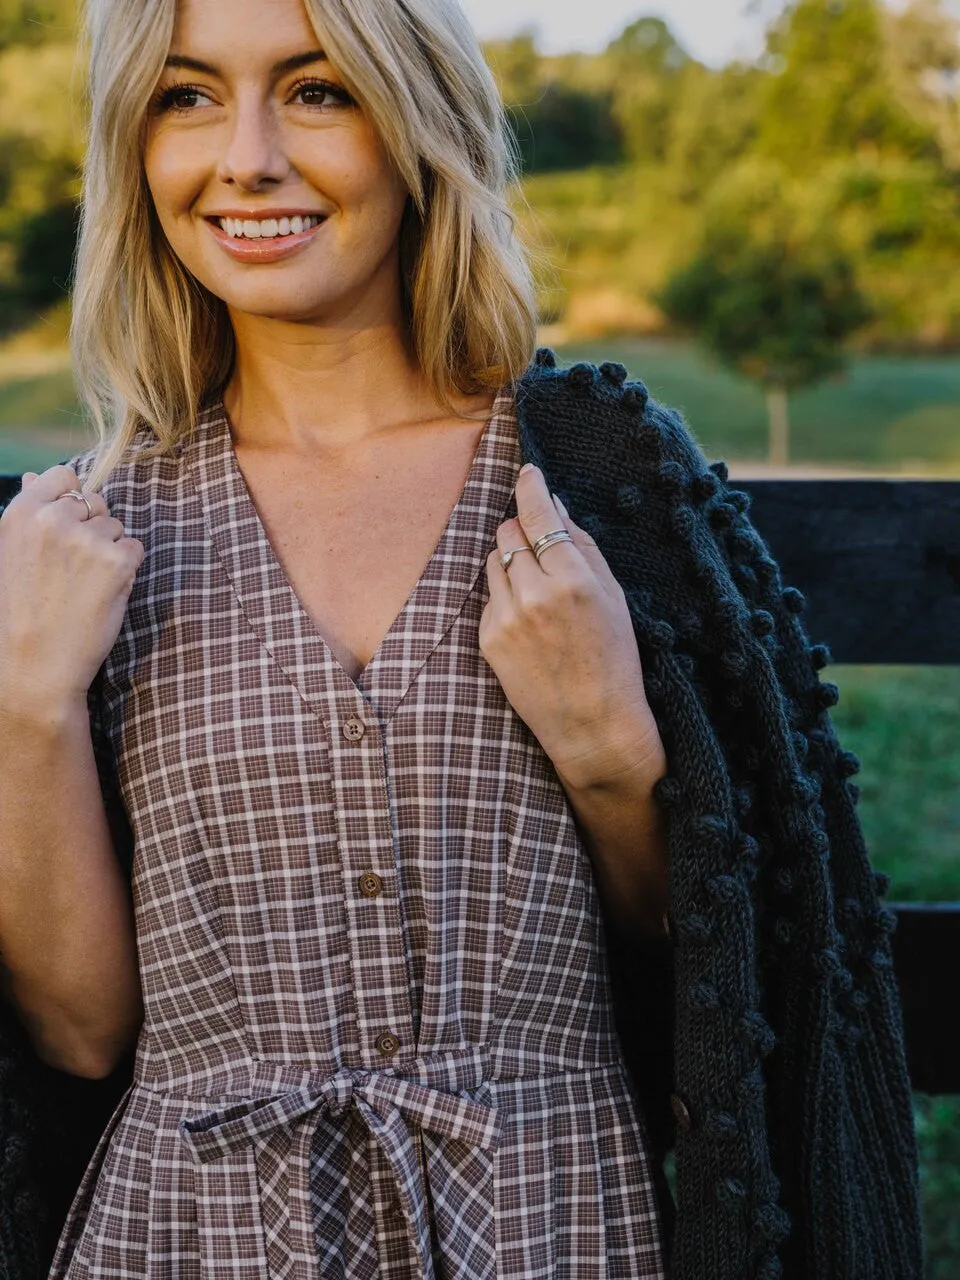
xmin=0 ymin=354 xmax=923 ymax=1279
xmin=513 ymin=356 xmax=922 ymax=1280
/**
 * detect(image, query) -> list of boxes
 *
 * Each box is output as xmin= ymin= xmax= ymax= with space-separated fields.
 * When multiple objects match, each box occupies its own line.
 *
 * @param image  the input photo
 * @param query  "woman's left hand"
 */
xmin=480 ymin=463 xmax=664 ymax=791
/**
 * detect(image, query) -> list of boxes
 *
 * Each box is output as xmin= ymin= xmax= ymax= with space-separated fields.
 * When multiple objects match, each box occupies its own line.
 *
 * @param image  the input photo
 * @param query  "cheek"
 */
xmin=143 ymin=135 xmax=204 ymax=220
xmin=319 ymin=127 xmax=408 ymax=223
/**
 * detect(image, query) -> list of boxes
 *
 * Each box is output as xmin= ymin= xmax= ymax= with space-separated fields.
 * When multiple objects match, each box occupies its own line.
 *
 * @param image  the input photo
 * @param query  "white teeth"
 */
xmin=217 ymin=214 xmax=320 ymax=239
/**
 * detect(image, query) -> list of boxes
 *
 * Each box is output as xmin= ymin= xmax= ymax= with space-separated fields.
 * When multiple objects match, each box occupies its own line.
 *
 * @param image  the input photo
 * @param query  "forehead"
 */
xmin=169 ymin=0 xmax=322 ymax=61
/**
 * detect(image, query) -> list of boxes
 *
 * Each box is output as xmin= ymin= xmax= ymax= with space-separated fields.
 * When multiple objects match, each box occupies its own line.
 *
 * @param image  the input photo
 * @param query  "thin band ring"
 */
xmin=58 ymin=489 xmax=94 ymax=521
xmin=499 ymin=546 xmax=534 ymax=571
xmin=531 ymin=529 xmax=573 ymax=562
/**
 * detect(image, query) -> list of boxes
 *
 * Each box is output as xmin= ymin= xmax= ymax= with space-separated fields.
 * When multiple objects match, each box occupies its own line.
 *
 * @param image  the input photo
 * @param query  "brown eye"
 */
xmin=289 ymin=78 xmax=353 ymax=109
xmin=155 ymin=84 xmax=212 ymax=113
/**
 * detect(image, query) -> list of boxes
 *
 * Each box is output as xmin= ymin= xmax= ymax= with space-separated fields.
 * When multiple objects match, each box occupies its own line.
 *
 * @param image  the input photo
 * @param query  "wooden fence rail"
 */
xmin=2 ymin=472 xmax=959 ymax=1094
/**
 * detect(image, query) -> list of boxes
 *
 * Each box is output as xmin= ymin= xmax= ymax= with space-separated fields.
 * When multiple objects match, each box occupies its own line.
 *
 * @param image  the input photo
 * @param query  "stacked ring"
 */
xmin=499 ymin=546 xmax=533 ymax=570
xmin=531 ymin=529 xmax=573 ymax=562
xmin=58 ymin=489 xmax=94 ymax=521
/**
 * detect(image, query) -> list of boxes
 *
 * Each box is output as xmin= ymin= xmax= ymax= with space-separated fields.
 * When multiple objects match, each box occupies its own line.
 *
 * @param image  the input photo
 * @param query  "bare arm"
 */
xmin=481 ymin=468 xmax=675 ymax=939
xmin=555 ymin=723 xmax=670 ymax=939
xmin=0 ymin=695 xmax=142 ymax=1078
xmin=0 ymin=465 xmax=145 ymax=1076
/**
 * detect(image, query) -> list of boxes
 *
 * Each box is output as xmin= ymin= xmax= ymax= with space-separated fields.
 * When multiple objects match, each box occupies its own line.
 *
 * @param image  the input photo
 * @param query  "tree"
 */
xmin=0 ymin=38 xmax=82 ymax=332
xmin=485 ymin=33 xmax=623 ymax=173
xmin=885 ymin=0 xmax=960 ymax=170
xmin=665 ymin=62 xmax=763 ymax=201
xmin=13 ymin=198 xmax=78 ymax=309
xmin=604 ymin=17 xmax=695 ymax=165
xmin=758 ymin=0 xmax=939 ymax=168
xmin=657 ymin=228 xmax=871 ymax=465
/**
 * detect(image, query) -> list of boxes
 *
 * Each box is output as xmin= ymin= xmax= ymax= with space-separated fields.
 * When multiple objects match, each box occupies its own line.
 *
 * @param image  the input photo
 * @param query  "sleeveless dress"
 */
xmin=51 ymin=387 xmax=665 ymax=1279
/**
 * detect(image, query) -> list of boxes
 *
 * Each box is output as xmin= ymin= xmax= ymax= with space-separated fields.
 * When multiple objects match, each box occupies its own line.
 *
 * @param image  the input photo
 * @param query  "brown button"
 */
xmin=342 ymin=716 xmax=365 ymax=742
xmin=358 ymin=871 xmax=384 ymax=899
xmin=670 ymin=1093 xmax=693 ymax=1132
xmin=375 ymin=1031 xmax=400 ymax=1057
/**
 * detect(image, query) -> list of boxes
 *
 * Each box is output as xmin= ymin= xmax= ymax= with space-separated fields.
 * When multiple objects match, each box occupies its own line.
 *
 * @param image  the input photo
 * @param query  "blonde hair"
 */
xmin=73 ymin=0 xmax=537 ymax=489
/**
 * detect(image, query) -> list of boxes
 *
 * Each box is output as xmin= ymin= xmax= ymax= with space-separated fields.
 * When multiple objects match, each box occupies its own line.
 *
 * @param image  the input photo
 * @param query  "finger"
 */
xmin=483 ymin=546 xmax=512 ymax=615
xmin=26 ymin=468 xmax=108 ymax=519
xmin=494 ymin=517 xmax=539 ymax=592
xmin=20 ymin=472 xmax=38 ymax=488
xmin=552 ymin=495 xmax=619 ymax=590
xmin=515 ymin=464 xmax=578 ymax=575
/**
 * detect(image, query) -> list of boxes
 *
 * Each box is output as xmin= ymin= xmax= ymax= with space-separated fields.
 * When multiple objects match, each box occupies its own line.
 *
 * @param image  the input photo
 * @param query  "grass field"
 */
xmin=1 ymin=336 xmax=960 ymax=472
xmin=558 ymin=338 xmax=960 ymax=472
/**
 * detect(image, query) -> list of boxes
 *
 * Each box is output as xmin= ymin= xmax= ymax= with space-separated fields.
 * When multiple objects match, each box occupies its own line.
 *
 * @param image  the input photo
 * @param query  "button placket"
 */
xmin=323 ymin=692 xmax=416 ymax=1068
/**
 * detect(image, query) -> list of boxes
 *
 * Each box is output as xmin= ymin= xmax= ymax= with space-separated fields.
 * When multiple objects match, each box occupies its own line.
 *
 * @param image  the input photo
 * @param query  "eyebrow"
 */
xmin=163 ymin=50 xmax=328 ymax=77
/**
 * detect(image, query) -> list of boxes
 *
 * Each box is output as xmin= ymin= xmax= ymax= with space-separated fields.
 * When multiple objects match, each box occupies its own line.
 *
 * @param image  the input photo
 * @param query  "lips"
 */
xmin=205 ymin=214 xmax=325 ymax=262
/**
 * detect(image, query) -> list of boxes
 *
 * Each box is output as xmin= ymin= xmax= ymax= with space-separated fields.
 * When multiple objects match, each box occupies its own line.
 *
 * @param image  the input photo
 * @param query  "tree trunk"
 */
xmin=766 ymin=385 xmax=789 ymax=468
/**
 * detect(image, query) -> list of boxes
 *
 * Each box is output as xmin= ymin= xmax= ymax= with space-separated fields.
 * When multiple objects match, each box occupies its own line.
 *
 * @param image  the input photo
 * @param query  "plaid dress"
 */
xmin=51 ymin=388 xmax=665 ymax=1279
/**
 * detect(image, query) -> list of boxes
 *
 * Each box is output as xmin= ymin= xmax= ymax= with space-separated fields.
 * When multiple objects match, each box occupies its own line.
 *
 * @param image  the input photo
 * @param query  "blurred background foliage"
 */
xmin=0 ymin=0 xmax=959 ymax=1272
xmin=487 ymin=0 xmax=960 ymax=353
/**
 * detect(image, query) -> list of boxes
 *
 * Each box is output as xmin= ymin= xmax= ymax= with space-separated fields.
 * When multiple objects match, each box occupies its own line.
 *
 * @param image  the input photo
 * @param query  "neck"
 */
xmin=222 ymin=312 xmax=447 ymax=454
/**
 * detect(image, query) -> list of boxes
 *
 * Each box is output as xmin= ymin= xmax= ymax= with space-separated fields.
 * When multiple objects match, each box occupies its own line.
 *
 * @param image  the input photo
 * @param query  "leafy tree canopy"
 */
xmin=758 ymin=0 xmax=941 ymax=166
xmin=604 ymin=17 xmax=699 ymax=165
xmin=657 ymin=225 xmax=871 ymax=390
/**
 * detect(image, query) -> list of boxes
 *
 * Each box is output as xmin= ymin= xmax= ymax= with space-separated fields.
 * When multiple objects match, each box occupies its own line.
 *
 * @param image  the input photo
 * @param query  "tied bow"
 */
xmin=179 ymin=1059 xmax=502 ymax=1278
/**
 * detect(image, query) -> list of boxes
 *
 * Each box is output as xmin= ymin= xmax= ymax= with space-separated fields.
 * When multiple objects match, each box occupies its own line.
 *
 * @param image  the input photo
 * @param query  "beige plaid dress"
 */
xmin=51 ymin=388 xmax=665 ymax=1279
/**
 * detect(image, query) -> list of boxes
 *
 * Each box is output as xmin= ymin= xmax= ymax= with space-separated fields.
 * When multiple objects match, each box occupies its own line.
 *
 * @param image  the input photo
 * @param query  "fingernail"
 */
xmin=519 ymin=463 xmax=536 ymax=476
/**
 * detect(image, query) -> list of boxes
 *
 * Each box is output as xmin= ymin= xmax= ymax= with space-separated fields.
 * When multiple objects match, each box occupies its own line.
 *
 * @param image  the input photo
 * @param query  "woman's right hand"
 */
xmin=0 ymin=465 xmax=144 ymax=711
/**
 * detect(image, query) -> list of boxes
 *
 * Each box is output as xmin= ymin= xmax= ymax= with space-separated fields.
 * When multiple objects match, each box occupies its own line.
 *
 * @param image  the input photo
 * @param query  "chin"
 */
xmin=202 ymin=276 xmax=338 ymax=324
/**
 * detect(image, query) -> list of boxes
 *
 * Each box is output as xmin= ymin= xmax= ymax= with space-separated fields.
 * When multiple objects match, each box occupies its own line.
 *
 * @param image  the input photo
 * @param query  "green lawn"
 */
xmin=559 ymin=338 xmax=960 ymax=471
xmin=830 ymin=666 xmax=960 ymax=903
xmin=0 ymin=362 xmax=88 ymax=472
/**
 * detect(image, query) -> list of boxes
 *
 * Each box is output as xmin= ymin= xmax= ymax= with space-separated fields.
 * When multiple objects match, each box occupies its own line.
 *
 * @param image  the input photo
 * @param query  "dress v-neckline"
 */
xmin=185 ymin=387 xmax=520 ymax=720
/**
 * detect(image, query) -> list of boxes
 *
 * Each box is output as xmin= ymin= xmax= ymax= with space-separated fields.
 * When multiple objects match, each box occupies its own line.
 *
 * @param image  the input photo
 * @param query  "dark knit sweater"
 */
xmin=0 ymin=351 xmax=923 ymax=1279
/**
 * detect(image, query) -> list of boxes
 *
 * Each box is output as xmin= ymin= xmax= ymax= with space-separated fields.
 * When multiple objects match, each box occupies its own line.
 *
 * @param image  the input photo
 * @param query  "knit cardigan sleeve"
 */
xmin=514 ymin=353 xmax=924 ymax=1280
xmin=0 ymin=672 xmax=134 ymax=1279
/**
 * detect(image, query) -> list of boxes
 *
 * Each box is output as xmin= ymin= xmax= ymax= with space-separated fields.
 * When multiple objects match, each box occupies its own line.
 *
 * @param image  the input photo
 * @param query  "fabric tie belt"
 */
xmin=177 ymin=1052 xmax=502 ymax=1278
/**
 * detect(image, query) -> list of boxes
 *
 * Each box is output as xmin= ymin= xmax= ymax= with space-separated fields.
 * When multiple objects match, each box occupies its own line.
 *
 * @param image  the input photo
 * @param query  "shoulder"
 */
xmin=514 ymin=348 xmax=710 ymax=485
xmin=64 ymin=417 xmax=203 ymax=532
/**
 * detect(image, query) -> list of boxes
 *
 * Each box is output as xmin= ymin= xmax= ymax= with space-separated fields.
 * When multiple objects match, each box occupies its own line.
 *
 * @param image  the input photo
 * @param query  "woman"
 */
xmin=0 ymin=0 xmax=922 ymax=1276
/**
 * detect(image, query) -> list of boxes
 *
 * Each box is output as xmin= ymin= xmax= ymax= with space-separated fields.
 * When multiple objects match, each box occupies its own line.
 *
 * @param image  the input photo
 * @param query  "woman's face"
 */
xmin=143 ymin=0 xmax=410 ymax=329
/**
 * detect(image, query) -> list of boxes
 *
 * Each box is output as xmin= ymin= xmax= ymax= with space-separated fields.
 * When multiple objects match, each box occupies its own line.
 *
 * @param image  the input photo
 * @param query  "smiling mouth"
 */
xmin=212 ymin=214 xmax=325 ymax=240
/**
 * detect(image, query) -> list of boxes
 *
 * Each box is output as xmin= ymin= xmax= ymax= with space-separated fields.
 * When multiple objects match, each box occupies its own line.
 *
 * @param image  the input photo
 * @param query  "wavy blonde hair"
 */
xmin=73 ymin=0 xmax=537 ymax=489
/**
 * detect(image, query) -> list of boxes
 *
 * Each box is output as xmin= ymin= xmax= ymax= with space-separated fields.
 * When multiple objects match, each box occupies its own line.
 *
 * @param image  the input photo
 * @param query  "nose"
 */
xmin=216 ymin=98 xmax=289 ymax=190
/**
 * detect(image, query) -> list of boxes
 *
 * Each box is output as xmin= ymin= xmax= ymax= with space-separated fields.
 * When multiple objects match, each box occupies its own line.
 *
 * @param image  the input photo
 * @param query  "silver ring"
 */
xmin=531 ymin=528 xmax=573 ymax=562
xmin=58 ymin=489 xmax=94 ymax=521
xmin=500 ymin=546 xmax=534 ymax=570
